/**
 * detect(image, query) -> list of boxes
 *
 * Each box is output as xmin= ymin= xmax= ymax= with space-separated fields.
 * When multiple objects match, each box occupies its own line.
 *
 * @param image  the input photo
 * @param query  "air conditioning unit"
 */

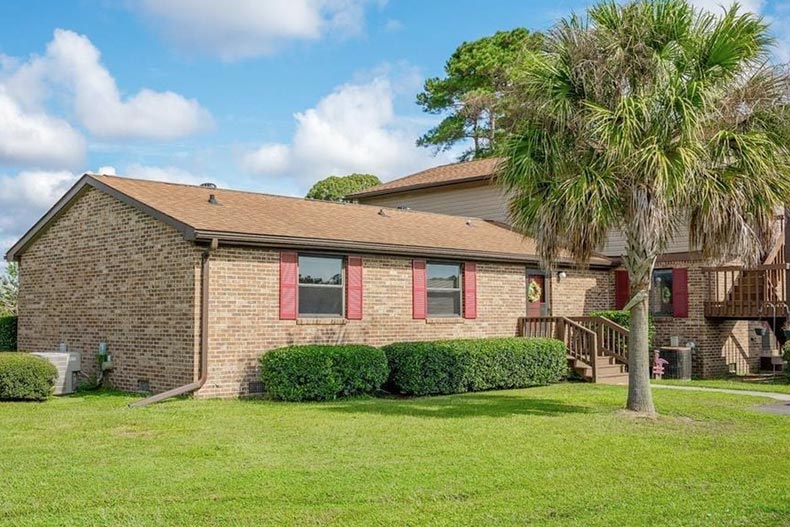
xmin=31 ymin=352 xmax=82 ymax=395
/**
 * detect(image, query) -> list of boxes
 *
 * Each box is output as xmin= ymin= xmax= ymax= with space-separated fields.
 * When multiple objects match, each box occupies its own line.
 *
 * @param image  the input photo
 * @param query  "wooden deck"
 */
xmin=518 ymin=316 xmax=629 ymax=383
xmin=702 ymin=263 xmax=790 ymax=319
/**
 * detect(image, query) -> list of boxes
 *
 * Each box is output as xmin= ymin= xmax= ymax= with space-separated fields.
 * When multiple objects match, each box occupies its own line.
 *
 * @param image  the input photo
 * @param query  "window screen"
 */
xmin=298 ymin=255 xmax=344 ymax=316
xmin=427 ymin=262 xmax=462 ymax=316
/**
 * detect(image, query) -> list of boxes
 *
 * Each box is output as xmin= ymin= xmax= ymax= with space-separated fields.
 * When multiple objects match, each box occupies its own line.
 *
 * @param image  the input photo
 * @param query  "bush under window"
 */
xmin=0 ymin=352 xmax=58 ymax=401
xmin=383 ymin=337 xmax=567 ymax=396
xmin=259 ymin=344 xmax=388 ymax=401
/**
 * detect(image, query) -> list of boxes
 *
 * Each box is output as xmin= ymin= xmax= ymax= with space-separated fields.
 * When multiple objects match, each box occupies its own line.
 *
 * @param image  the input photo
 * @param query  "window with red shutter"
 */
xmin=614 ymin=270 xmax=630 ymax=310
xmin=279 ymin=252 xmax=298 ymax=320
xmin=412 ymin=259 xmax=427 ymax=319
xmin=346 ymin=256 xmax=363 ymax=320
xmin=463 ymin=262 xmax=477 ymax=319
xmin=672 ymin=268 xmax=689 ymax=318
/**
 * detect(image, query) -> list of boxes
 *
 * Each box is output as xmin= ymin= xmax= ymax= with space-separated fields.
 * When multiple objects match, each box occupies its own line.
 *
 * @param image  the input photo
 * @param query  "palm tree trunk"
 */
xmin=627 ymin=274 xmax=656 ymax=416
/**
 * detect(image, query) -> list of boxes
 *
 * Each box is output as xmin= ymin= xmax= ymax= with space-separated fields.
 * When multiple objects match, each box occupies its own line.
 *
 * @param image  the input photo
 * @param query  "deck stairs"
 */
xmin=519 ymin=316 xmax=629 ymax=384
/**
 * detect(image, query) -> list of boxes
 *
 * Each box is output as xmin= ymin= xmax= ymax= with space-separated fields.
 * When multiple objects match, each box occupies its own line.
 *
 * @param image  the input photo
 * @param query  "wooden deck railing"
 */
xmin=519 ymin=316 xmax=630 ymax=381
xmin=569 ymin=316 xmax=629 ymax=365
xmin=702 ymin=263 xmax=789 ymax=318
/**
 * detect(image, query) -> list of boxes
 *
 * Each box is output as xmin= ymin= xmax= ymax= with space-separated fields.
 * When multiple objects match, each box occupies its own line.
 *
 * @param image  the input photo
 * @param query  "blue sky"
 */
xmin=0 ymin=0 xmax=787 ymax=257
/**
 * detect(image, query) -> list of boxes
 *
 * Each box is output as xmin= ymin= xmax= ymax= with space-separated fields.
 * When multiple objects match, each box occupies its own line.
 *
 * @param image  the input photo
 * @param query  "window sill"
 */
xmin=426 ymin=317 xmax=465 ymax=324
xmin=296 ymin=318 xmax=348 ymax=326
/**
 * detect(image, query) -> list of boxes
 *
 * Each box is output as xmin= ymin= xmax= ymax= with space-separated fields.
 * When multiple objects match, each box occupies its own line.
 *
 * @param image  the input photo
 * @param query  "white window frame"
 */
xmin=298 ymin=254 xmax=346 ymax=318
xmin=426 ymin=261 xmax=463 ymax=318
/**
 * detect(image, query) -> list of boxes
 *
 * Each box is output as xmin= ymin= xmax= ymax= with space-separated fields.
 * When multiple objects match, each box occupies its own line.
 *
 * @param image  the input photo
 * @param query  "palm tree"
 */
xmin=498 ymin=0 xmax=790 ymax=415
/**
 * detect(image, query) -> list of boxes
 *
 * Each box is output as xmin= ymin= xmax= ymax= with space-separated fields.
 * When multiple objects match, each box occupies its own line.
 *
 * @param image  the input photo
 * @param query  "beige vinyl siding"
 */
xmin=358 ymin=181 xmax=704 ymax=257
xmin=603 ymin=226 xmax=695 ymax=256
xmin=358 ymin=182 xmax=510 ymax=223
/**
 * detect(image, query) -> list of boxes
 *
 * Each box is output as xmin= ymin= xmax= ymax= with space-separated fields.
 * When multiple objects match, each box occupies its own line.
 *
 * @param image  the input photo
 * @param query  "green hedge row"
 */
xmin=0 ymin=352 xmax=57 ymax=401
xmin=0 ymin=316 xmax=17 ymax=351
xmin=589 ymin=310 xmax=655 ymax=347
xmin=259 ymin=344 xmax=389 ymax=401
xmin=383 ymin=337 xmax=567 ymax=396
xmin=259 ymin=338 xmax=568 ymax=401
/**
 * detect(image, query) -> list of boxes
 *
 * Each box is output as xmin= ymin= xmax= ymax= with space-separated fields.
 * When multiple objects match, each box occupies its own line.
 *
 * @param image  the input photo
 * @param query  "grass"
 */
xmin=654 ymin=377 xmax=790 ymax=395
xmin=1 ymin=384 xmax=789 ymax=527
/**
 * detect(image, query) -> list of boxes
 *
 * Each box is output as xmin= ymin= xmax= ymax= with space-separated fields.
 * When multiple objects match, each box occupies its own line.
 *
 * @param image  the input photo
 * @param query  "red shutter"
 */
xmin=412 ymin=259 xmax=427 ymax=319
xmin=279 ymin=252 xmax=298 ymax=320
xmin=614 ymin=270 xmax=630 ymax=310
xmin=346 ymin=256 xmax=363 ymax=320
xmin=672 ymin=268 xmax=689 ymax=318
xmin=463 ymin=262 xmax=477 ymax=319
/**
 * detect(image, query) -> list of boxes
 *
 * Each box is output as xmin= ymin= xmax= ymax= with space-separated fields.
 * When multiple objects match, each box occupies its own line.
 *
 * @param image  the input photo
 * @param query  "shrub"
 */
xmin=260 ymin=345 xmax=389 ymax=401
xmin=383 ymin=337 xmax=567 ymax=396
xmin=0 ymin=315 xmax=17 ymax=351
xmin=589 ymin=310 xmax=655 ymax=347
xmin=783 ymin=341 xmax=790 ymax=382
xmin=0 ymin=352 xmax=57 ymax=401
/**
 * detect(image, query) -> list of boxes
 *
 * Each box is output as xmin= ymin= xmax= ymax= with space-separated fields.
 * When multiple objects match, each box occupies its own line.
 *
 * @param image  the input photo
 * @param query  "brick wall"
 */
xmin=17 ymin=188 xmax=201 ymax=393
xmin=549 ymin=267 xmax=614 ymax=316
xmin=632 ymin=260 xmax=762 ymax=377
xmin=17 ymin=187 xmax=615 ymax=398
xmin=200 ymin=248 xmax=536 ymax=397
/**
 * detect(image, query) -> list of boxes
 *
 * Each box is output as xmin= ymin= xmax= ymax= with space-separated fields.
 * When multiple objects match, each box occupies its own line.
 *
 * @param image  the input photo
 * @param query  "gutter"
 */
xmin=129 ymin=238 xmax=218 ymax=408
xmin=190 ymin=230 xmax=614 ymax=269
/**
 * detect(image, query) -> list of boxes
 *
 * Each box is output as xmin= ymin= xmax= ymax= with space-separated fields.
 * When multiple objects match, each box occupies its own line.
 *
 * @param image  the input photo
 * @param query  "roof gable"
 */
xmin=347 ymin=158 xmax=503 ymax=199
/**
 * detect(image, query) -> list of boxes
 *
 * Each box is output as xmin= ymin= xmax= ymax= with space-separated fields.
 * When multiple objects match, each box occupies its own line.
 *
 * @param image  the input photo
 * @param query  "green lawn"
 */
xmin=654 ymin=377 xmax=790 ymax=395
xmin=2 ymin=384 xmax=789 ymax=527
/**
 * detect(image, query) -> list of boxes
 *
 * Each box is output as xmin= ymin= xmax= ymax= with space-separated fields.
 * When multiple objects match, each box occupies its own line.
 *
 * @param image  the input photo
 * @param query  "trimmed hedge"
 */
xmin=260 ymin=344 xmax=389 ymax=401
xmin=0 ymin=315 xmax=17 ymax=351
xmin=589 ymin=310 xmax=655 ymax=346
xmin=0 ymin=352 xmax=57 ymax=401
xmin=383 ymin=337 xmax=567 ymax=396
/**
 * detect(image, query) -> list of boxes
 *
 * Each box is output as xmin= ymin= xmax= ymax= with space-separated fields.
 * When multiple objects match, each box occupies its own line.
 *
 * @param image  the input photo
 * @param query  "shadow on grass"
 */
xmin=322 ymin=392 xmax=591 ymax=419
xmin=65 ymin=388 xmax=139 ymax=401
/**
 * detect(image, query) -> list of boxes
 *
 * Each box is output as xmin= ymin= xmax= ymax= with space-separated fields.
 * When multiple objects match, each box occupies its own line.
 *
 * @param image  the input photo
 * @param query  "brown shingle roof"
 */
xmin=347 ymin=157 xmax=503 ymax=199
xmin=6 ymin=174 xmax=611 ymax=266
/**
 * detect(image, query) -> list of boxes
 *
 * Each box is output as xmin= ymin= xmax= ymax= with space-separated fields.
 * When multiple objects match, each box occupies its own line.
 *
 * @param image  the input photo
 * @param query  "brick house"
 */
xmin=6 ymin=174 xmax=614 ymax=398
xmin=8 ymin=159 xmax=782 ymax=398
xmin=350 ymin=159 xmax=788 ymax=378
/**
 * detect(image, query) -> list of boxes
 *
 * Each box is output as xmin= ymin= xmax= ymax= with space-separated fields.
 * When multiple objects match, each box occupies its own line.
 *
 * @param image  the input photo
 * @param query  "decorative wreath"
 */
xmin=528 ymin=279 xmax=542 ymax=303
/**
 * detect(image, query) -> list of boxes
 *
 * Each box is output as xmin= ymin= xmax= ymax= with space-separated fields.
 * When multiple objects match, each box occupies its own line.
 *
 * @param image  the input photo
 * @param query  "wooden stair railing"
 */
xmin=569 ymin=316 xmax=629 ymax=366
xmin=519 ymin=315 xmax=630 ymax=382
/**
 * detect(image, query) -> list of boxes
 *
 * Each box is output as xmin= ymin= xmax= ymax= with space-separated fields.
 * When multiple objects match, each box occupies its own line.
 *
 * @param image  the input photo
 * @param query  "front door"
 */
xmin=527 ymin=272 xmax=547 ymax=317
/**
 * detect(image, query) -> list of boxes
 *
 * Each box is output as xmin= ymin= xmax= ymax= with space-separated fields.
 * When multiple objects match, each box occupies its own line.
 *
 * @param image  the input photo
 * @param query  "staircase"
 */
xmin=519 ymin=316 xmax=629 ymax=384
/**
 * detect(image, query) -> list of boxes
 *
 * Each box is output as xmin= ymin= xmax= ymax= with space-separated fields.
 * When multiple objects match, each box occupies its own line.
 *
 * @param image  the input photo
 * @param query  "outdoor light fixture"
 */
xmin=558 ymin=271 xmax=567 ymax=281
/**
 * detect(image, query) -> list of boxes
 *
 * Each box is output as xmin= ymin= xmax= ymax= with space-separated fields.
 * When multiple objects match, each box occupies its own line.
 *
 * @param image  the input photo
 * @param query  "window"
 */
xmin=298 ymin=255 xmax=344 ymax=317
xmin=427 ymin=262 xmax=462 ymax=317
xmin=650 ymin=269 xmax=673 ymax=316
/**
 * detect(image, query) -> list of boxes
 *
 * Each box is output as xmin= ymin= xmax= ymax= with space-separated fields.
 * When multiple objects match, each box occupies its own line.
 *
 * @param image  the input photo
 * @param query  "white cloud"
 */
xmin=134 ymin=0 xmax=372 ymax=61
xmin=241 ymin=144 xmax=291 ymax=174
xmin=2 ymin=29 xmax=212 ymax=141
xmin=239 ymin=72 xmax=452 ymax=190
xmin=0 ymin=170 xmax=78 ymax=256
xmin=95 ymin=166 xmax=116 ymax=175
xmin=689 ymin=0 xmax=765 ymax=13
xmin=0 ymin=92 xmax=86 ymax=168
